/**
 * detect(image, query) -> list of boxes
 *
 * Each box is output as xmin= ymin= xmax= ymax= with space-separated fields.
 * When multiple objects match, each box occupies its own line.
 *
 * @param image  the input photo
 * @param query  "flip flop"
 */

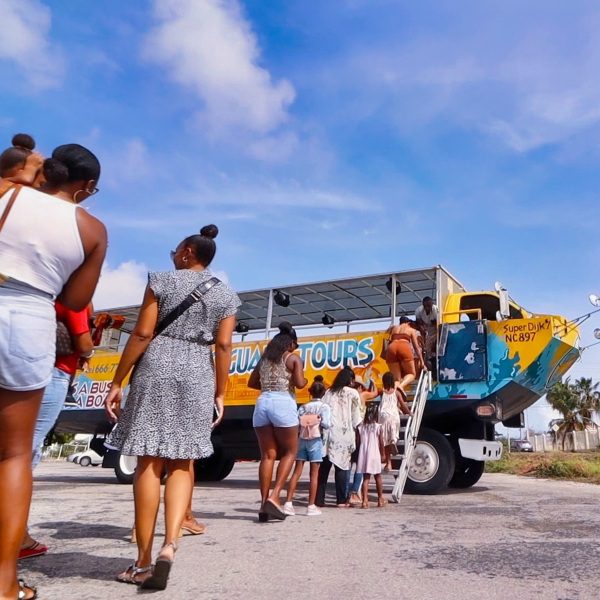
xmin=18 ymin=542 xmax=48 ymax=560
xmin=18 ymin=579 xmax=37 ymax=599
xmin=141 ymin=542 xmax=177 ymax=591
xmin=263 ymin=499 xmax=287 ymax=521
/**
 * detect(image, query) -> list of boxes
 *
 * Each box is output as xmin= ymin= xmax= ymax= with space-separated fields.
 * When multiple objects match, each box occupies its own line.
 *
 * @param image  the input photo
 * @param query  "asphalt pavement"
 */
xmin=20 ymin=461 xmax=600 ymax=600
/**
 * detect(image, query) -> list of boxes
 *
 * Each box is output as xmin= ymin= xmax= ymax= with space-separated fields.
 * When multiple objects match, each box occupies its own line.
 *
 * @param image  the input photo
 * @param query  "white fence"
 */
xmin=526 ymin=430 xmax=600 ymax=452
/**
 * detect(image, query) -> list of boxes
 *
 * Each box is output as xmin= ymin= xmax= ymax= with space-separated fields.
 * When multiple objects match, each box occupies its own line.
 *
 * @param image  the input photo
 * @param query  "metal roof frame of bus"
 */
xmin=98 ymin=265 xmax=465 ymax=337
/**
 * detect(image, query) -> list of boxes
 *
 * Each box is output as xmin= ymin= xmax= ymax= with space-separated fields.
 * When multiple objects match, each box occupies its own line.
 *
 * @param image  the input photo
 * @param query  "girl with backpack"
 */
xmin=283 ymin=376 xmax=331 ymax=517
xmin=357 ymin=402 xmax=387 ymax=508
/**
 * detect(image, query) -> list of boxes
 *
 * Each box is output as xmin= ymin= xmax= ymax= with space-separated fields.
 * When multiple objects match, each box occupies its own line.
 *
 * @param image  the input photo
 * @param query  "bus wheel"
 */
xmin=114 ymin=454 xmax=137 ymax=484
xmin=404 ymin=428 xmax=455 ymax=495
xmin=194 ymin=447 xmax=235 ymax=482
xmin=449 ymin=458 xmax=485 ymax=489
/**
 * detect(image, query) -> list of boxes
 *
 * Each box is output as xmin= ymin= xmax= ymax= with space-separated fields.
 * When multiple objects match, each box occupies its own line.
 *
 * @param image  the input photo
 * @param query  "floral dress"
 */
xmin=322 ymin=386 xmax=362 ymax=470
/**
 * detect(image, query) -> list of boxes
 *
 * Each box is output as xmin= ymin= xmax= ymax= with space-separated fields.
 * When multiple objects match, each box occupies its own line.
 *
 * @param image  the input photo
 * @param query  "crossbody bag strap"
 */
xmin=154 ymin=276 xmax=220 ymax=337
xmin=0 ymin=184 xmax=22 ymax=234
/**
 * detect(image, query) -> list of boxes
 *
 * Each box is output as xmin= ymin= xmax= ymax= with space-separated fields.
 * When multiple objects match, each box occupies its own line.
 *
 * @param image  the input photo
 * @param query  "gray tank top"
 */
xmin=259 ymin=354 xmax=294 ymax=394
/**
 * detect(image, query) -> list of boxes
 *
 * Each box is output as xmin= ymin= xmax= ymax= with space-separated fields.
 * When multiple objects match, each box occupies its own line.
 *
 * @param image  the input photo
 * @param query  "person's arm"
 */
xmin=105 ymin=286 xmax=158 ymax=422
xmin=351 ymin=390 xmax=362 ymax=428
xmin=248 ymin=362 xmax=261 ymax=390
xmin=286 ymin=354 xmax=308 ymax=389
xmin=361 ymin=389 xmax=379 ymax=403
xmin=320 ymin=403 xmax=332 ymax=429
xmin=59 ymin=210 xmax=107 ymax=311
xmin=62 ymin=305 xmax=94 ymax=357
xmin=378 ymin=427 xmax=385 ymax=459
xmin=411 ymin=330 xmax=427 ymax=370
xmin=213 ymin=315 xmax=236 ymax=428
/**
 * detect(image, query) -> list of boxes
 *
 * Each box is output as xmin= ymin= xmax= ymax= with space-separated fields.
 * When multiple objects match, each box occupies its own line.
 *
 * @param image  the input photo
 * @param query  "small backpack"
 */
xmin=299 ymin=412 xmax=321 ymax=440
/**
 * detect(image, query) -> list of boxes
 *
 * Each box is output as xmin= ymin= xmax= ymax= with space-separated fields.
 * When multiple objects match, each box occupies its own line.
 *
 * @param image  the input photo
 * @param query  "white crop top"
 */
xmin=0 ymin=186 xmax=85 ymax=297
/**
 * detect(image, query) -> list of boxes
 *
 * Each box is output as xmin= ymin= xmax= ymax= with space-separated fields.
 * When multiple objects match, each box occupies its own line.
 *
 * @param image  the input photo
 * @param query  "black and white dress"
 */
xmin=107 ymin=269 xmax=240 ymax=460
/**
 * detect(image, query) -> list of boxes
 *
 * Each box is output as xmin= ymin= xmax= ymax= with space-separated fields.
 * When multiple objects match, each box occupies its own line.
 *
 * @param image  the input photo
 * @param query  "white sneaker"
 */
xmin=283 ymin=502 xmax=295 ymax=516
xmin=306 ymin=504 xmax=322 ymax=516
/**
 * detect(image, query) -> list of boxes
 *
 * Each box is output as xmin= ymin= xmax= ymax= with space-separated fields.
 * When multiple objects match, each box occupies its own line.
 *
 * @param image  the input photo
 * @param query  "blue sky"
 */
xmin=1 ymin=0 xmax=598 ymax=428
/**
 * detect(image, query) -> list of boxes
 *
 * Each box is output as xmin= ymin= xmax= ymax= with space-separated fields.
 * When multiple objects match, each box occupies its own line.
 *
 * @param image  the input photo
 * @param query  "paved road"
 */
xmin=21 ymin=462 xmax=600 ymax=599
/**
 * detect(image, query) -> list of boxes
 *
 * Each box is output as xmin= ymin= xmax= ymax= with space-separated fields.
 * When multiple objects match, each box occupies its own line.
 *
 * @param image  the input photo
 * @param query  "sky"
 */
xmin=1 ymin=0 xmax=599 ymax=430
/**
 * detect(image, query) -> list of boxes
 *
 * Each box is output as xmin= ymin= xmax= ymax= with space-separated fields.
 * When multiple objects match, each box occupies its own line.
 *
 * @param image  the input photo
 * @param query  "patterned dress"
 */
xmin=107 ymin=269 xmax=240 ymax=460
xmin=379 ymin=390 xmax=400 ymax=446
xmin=322 ymin=386 xmax=362 ymax=470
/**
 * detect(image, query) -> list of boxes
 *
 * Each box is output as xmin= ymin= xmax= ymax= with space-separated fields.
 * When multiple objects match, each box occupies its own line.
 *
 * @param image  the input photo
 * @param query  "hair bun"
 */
xmin=200 ymin=224 xmax=218 ymax=239
xmin=278 ymin=321 xmax=294 ymax=335
xmin=11 ymin=133 xmax=35 ymax=151
xmin=313 ymin=375 xmax=324 ymax=383
xmin=43 ymin=157 xmax=69 ymax=185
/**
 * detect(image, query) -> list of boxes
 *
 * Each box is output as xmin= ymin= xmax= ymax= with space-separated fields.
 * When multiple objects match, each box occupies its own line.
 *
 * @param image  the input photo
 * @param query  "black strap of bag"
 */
xmin=154 ymin=276 xmax=220 ymax=337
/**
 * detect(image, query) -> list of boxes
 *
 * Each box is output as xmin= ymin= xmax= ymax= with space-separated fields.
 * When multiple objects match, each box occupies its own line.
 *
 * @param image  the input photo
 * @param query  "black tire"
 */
xmin=194 ymin=447 xmax=235 ymax=482
xmin=79 ymin=456 xmax=91 ymax=467
xmin=404 ymin=428 xmax=455 ymax=495
xmin=448 ymin=458 xmax=485 ymax=489
xmin=114 ymin=454 xmax=137 ymax=484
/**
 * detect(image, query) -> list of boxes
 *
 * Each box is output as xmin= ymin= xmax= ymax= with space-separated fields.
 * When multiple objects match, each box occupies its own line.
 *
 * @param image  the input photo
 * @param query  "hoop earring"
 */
xmin=72 ymin=189 xmax=86 ymax=203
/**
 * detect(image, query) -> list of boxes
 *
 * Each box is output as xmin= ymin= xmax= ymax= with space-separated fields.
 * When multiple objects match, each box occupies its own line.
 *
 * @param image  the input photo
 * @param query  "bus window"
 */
xmin=459 ymin=294 xmax=523 ymax=321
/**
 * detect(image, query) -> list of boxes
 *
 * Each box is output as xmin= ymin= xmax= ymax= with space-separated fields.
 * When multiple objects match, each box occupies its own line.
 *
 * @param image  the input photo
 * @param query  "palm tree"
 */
xmin=547 ymin=378 xmax=600 ymax=451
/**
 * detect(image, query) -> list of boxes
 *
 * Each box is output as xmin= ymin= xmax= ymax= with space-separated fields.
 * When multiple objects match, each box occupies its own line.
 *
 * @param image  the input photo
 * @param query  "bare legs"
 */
xmin=255 ymin=425 xmax=298 ymax=509
xmin=121 ymin=456 xmax=194 ymax=581
xmin=285 ymin=460 xmax=305 ymax=503
xmin=384 ymin=444 xmax=396 ymax=471
xmin=361 ymin=473 xmax=386 ymax=508
xmin=0 ymin=388 xmax=43 ymax=600
xmin=386 ymin=360 xmax=416 ymax=392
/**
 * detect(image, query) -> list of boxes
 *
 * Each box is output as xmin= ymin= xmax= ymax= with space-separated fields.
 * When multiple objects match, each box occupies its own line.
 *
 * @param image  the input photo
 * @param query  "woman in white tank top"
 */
xmin=0 ymin=141 xmax=107 ymax=600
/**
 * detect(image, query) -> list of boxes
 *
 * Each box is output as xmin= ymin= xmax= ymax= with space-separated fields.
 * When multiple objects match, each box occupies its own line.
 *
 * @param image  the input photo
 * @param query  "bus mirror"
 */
xmin=496 ymin=284 xmax=510 ymax=319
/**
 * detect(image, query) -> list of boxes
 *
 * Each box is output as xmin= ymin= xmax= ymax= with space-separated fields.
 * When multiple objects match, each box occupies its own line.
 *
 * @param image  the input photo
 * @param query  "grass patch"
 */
xmin=485 ymin=451 xmax=600 ymax=484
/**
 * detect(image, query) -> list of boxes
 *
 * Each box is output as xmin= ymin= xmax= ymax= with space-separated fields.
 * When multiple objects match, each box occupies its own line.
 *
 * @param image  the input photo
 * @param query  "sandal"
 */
xmin=141 ymin=542 xmax=177 ymax=590
xmin=116 ymin=563 xmax=152 ymax=585
xmin=180 ymin=518 xmax=206 ymax=536
xmin=258 ymin=510 xmax=270 ymax=523
xmin=18 ymin=541 xmax=48 ymax=560
xmin=18 ymin=579 xmax=37 ymax=599
xmin=263 ymin=499 xmax=286 ymax=521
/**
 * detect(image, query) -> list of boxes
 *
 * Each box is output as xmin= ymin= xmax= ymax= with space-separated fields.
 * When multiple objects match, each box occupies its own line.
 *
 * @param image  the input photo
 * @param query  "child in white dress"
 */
xmin=356 ymin=402 xmax=387 ymax=508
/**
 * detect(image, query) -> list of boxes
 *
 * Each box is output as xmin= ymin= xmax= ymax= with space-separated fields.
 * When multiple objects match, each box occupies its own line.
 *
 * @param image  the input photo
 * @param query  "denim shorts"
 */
xmin=297 ymin=437 xmax=324 ymax=463
xmin=0 ymin=283 xmax=56 ymax=391
xmin=253 ymin=391 xmax=299 ymax=428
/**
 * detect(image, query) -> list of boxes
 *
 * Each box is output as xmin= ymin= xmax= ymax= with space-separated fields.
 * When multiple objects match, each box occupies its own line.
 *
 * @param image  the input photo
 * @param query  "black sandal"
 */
xmin=18 ymin=579 xmax=37 ymax=600
xmin=141 ymin=542 xmax=177 ymax=591
xmin=263 ymin=499 xmax=286 ymax=521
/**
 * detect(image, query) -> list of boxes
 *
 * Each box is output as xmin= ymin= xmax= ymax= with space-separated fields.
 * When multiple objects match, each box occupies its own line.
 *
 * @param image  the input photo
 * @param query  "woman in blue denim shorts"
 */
xmin=248 ymin=322 xmax=307 ymax=521
xmin=0 ymin=142 xmax=107 ymax=600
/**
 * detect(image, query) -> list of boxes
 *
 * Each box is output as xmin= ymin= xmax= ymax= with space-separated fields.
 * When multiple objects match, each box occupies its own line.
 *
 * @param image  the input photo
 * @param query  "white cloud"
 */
xmin=101 ymin=138 xmax=152 ymax=188
xmin=0 ymin=0 xmax=64 ymax=89
xmin=333 ymin=6 xmax=600 ymax=153
xmin=144 ymin=0 xmax=295 ymax=139
xmin=93 ymin=261 xmax=149 ymax=309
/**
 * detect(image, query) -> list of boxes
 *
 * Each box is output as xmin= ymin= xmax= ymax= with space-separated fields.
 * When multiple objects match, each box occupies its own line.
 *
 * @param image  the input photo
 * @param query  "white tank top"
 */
xmin=0 ymin=186 xmax=85 ymax=297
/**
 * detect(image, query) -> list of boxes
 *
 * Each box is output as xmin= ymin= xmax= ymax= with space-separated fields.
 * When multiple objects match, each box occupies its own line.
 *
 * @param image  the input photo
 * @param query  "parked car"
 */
xmin=66 ymin=452 xmax=82 ymax=463
xmin=77 ymin=449 xmax=103 ymax=467
xmin=510 ymin=439 xmax=533 ymax=452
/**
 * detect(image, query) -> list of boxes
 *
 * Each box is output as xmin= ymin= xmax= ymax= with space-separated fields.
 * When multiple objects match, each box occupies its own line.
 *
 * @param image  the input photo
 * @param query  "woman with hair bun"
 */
xmin=0 ymin=133 xmax=43 ymax=188
xmin=105 ymin=225 xmax=240 ymax=590
xmin=248 ymin=321 xmax=308 ymax=521
xmin=0 ymin=142 xmax=107 ymax=600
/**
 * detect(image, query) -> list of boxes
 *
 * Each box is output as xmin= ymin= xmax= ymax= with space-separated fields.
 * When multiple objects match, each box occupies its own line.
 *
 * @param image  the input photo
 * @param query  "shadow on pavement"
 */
xmin=20 ymin=551 xmax=127 ymax=582
xmin=37 ymin=521 xmax=131 ymax=541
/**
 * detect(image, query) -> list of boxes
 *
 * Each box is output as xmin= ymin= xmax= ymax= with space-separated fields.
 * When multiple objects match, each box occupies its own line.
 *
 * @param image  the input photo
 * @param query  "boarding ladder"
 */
xmin=390 ymin=369 xmax=432 ymax=503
